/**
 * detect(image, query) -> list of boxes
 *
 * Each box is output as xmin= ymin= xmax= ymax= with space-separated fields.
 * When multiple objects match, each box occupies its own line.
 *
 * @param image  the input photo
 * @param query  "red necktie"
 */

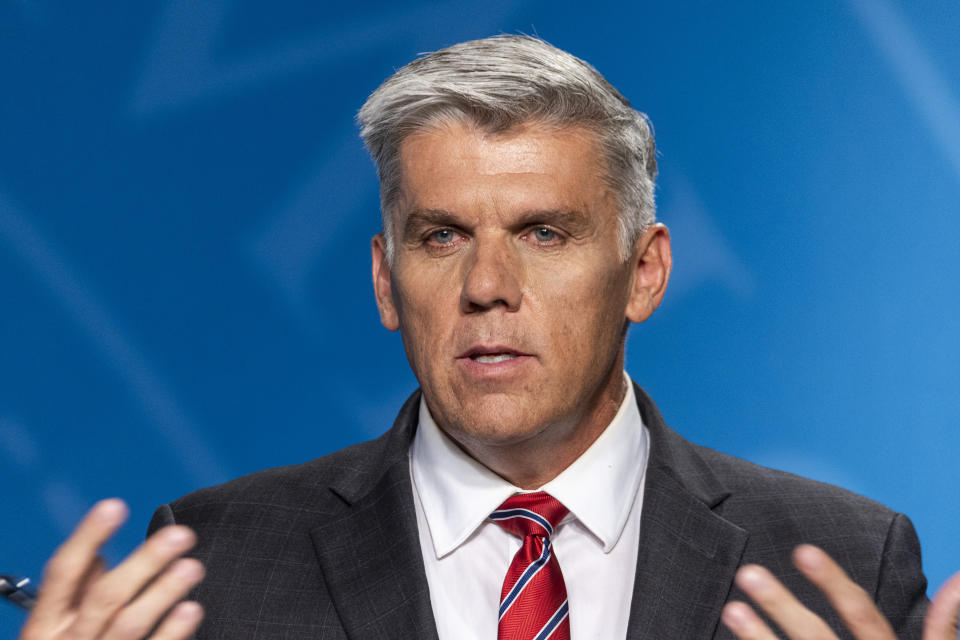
xmin=490 ymin=492 xmax=571 ymax=640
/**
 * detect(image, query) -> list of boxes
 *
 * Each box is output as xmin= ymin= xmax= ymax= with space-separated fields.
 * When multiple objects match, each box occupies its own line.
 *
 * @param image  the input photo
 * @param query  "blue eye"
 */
xmin=533 ymin=227 xmax=557 ymax=242
xmin=431 ymin=229 xmax=455 ymax=244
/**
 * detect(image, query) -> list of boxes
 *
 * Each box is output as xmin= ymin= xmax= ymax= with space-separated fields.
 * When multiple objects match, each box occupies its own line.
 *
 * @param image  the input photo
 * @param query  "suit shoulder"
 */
xmin=688 ymin=442 xmax=926 ymax=623
xmin=165 ymin=431 xmax=393 ymax=518
xmin=693 ymin=441 xmax=887 ymax=503
xmin=693 ymin=443 xmax=899 ymax=526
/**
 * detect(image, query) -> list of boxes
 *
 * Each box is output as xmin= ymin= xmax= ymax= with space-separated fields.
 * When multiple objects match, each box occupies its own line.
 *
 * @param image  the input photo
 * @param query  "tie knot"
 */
xmin=489 ymin=491 xmax=568 ymax=539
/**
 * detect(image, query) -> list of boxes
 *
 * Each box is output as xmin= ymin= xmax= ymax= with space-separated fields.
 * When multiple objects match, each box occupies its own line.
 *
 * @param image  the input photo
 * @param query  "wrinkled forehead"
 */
xmin=393 ymin=118 xmax=611 ymax=216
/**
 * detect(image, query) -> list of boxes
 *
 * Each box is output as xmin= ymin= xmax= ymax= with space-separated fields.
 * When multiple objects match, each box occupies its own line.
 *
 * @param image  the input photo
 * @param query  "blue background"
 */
xmin=2 ymin=1 xmax=958 ymax=633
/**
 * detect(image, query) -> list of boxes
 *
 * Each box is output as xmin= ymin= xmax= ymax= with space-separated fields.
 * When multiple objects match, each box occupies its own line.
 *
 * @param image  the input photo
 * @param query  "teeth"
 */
xmin=473 ymin=354 xmax=517 ymax=363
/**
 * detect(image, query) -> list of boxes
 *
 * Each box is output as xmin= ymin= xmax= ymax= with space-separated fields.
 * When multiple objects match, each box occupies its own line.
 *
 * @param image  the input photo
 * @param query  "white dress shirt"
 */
xmin=410 ymin=375 xmax=650 ymax=639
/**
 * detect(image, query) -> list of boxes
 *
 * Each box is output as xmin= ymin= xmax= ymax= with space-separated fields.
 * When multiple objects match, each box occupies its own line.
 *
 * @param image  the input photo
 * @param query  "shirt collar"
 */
xmin=410 ymin=374 xmax=648 ymax=557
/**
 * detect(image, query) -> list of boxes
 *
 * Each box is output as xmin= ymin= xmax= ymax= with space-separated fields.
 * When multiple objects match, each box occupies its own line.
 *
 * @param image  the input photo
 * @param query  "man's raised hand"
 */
xmin=722 ymin=544 xmax=960 ymax=639
xmin=19 ymin=499 xmax=205 ymax=640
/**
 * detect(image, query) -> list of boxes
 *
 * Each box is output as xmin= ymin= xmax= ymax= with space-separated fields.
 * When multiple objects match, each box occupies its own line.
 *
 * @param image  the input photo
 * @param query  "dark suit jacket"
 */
xmin=150 ymin=385 xmax=929 ymax=639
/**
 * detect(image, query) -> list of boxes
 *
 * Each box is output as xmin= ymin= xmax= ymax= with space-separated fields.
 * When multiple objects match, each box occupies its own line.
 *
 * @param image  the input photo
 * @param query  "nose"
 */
xmin=460 ymin=238 xmax=523 ymax=314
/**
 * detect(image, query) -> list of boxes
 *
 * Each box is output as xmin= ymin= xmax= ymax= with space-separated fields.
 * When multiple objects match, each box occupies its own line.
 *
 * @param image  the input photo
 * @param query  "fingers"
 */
xmin=30 ymin=499 xmax=129 ymax=625
xmin=148 ymin=601 xmax=204 ymax=640
xmin=104 ymin=558 xmax=205 ymax=639
xmin=74 ymin=556 xmax=108 ymax=608
xmin=733 ymin=563 xmax=839 ymax=640
xmin=721 ymin=600 xmax=780 ymax=639
xmin=19 ymin=499 xmax=206 ymax=640
xmin=924 ymin=571 xmax=960 ymax=639
xmin=791 ymin=545 xmax=896 ymax=640
xmin=721 ymin=545 xmax=955 ymax=640
xmin=69 ymin=525 xmax=198 ymax=638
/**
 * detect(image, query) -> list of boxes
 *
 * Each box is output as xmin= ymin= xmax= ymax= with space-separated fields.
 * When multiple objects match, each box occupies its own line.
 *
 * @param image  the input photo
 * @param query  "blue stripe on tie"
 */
xmin=489 ymin=508 xmax=553 ymax=536
xmin=498 ymin=538 xmax=552 ymax=619
xmin=533 ymin=600 xmax=569 ymax=640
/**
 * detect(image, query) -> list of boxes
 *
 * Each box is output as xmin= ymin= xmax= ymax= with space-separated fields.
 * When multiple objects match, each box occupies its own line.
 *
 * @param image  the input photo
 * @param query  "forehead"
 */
xmin=396 ymin=120 xmax=611 ymax=215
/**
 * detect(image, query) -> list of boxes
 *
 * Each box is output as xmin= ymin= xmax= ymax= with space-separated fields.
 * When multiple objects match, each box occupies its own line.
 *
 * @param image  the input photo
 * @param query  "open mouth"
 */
xmin=470 ymin=353 xmax=518 ymax=364
xmin=459 ymin=345 xmax=530 ymax=364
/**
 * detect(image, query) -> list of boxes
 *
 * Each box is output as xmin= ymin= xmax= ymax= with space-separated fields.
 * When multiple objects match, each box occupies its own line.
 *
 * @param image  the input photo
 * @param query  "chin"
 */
xmin=444 ymin=393 xmax=561 ymax=447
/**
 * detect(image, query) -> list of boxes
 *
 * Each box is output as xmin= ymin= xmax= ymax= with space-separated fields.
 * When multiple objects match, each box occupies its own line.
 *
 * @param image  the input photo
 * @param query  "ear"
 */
xmin=371 ymin=234 xmax=400 ymax=331
xmin=625 ymin=223 xmax=672 ymax=324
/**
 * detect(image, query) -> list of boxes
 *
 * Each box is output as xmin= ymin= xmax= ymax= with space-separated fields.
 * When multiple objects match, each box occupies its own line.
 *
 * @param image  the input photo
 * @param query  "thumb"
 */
xmin=924 ymin=571 xmax=960 ymax=639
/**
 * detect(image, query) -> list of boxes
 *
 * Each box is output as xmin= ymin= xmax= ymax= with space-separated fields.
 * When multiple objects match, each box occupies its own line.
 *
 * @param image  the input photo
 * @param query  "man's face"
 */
xmin=372 ymin=120 xmax=668 ymax=464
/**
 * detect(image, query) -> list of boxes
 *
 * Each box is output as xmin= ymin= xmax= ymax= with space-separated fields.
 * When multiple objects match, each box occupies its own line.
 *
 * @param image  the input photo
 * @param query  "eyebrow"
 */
xmin=513 ymin=209 xmax=592 ymax=233
xmin=402 ymin=207 xmax=594 ymax=239
xmin=404 ymin=208 xmax=456 ymax=227
xmin=402 ymin=209 xmax=460 ymax=240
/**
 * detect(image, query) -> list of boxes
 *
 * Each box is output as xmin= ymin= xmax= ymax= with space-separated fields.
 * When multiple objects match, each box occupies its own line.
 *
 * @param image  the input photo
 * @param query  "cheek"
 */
xmin=392 ymin=269 xmax=460 ymax=367
xmin=530 ymin=261 xmax=629 ymax=355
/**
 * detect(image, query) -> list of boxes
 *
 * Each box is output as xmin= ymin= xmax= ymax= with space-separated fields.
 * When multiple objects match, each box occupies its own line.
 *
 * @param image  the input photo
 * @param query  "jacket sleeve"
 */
xmin=876 ymin=513 xmax=929 ymax=639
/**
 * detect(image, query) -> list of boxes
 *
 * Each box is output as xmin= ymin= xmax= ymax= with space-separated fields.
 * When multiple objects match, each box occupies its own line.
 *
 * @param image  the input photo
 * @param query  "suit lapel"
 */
xmin=626 ymin=385 xmax=749 ymax=640
xmin=307 ymin=385 xmax=746 ymax=639
xmin=309 ymin=392 xmax=439 ymax=640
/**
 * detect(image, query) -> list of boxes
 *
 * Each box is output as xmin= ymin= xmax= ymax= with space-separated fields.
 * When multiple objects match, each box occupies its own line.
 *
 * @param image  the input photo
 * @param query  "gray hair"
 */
xmin=357 ymin=35 xmax=657 ymax=262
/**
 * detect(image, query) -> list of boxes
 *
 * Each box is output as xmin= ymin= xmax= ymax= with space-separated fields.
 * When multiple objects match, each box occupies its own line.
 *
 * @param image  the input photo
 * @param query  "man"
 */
xmin=17 ymin=35 xmax=960 ymax=640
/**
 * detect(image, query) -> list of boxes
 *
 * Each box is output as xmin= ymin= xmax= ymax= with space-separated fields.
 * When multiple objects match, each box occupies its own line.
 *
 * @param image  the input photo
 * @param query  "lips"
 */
xmin=458 ymin=345 xmax=531 ymax=361
xmin=472 ymin=354 xmax=517 ymax=364
xmin=455 ymin=344 xmax=535 ymax=379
